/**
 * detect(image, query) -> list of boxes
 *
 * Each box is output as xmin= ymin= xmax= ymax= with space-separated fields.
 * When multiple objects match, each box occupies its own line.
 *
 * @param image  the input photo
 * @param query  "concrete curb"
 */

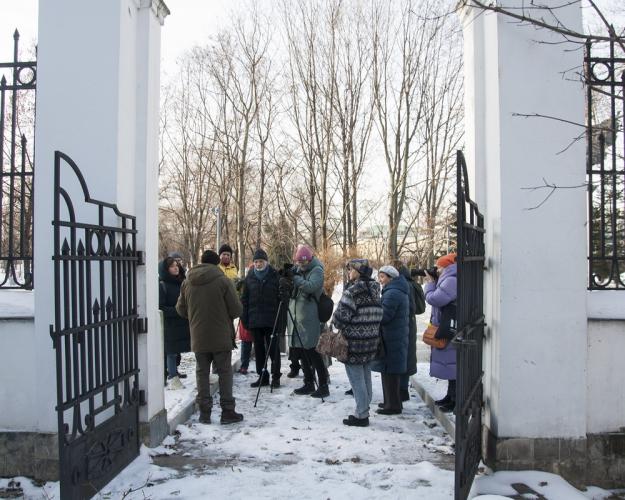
xmin=166 ymin=358 xmax=241 ymax=434
xmin=410 ymin=375 xmax=456 ymax=441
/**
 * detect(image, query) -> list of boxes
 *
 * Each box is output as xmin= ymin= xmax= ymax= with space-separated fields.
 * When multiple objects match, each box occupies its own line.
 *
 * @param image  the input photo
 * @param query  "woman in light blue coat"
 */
xmin=286 ymin=245 xmax=329 ymax=398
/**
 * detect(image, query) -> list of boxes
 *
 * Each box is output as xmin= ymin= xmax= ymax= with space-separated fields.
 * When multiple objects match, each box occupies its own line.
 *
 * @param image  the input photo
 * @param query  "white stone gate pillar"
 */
xmin=27 ymin=0 xmax=168 ymax=473
xmin=462 ymin=0 xmax=589 ymax=481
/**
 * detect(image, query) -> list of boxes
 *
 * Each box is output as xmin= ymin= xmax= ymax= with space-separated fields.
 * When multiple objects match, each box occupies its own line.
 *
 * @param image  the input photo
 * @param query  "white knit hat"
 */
xmin=378 ymin=265 xmax=399 ymax=279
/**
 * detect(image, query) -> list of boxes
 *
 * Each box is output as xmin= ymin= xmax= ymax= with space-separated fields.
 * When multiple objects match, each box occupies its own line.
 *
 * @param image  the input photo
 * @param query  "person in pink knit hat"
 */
xmin=283 ymin=244 xmax=329 ymax=398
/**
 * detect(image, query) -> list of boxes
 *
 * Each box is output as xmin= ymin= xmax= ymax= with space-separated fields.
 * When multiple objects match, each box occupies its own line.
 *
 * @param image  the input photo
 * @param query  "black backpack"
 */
xmin=313 ymin=291 xmax=334 ymax=323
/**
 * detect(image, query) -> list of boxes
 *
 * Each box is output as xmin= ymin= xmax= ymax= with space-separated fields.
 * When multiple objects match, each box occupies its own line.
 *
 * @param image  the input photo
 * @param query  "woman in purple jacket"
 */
xmin=424 ymin=253 xmax=457 ymax=412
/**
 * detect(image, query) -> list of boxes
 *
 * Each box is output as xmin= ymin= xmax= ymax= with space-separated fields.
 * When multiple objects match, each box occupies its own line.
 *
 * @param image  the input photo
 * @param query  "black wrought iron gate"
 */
xmin=454 ymin=150 xmax=485 ymax=500
xmin=50 ymin=151 xmax=141 ymax=499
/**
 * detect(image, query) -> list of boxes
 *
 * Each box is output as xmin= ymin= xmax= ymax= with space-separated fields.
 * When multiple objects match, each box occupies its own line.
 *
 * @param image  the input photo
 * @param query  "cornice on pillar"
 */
xmin=139 ymin=0 xmax=170 ymax=25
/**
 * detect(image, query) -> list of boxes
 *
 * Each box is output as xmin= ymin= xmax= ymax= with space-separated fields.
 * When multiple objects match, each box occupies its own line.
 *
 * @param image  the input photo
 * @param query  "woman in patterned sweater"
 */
xmin=332 ymin=259 xmax=383 ymax=427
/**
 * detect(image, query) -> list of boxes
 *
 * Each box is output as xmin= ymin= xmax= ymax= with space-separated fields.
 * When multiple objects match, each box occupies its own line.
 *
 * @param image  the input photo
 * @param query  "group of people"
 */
xmin=158 ymin=242 xmax=457 ymax=427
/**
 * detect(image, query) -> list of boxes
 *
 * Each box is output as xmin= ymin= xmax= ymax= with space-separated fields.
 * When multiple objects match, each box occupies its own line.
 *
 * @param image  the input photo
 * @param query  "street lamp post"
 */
xmin=213 ymin=207 xmax=221 ymax=251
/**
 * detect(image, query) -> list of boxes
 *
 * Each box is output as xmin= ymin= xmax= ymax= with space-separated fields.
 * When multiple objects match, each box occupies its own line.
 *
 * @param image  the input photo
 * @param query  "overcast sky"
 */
xmin=0 ymin=0 xmax=234 ymax=74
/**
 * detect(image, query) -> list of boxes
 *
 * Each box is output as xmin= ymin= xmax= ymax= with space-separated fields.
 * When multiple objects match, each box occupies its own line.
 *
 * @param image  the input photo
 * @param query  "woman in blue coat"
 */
xmin=424 ymin=253 xmax=457 ymax=412
xmin=371 ymin=265 xmax=409 ymax=415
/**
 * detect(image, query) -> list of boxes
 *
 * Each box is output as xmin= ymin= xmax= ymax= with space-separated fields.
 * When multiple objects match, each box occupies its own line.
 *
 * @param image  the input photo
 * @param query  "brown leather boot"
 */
xmin=220 ymin=409 xmax=244 ymax=425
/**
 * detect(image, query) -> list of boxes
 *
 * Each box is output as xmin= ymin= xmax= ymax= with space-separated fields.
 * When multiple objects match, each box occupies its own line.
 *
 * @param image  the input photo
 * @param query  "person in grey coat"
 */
xmin=371 ymin=265 xmax=410 ymax=415
xmin=285 ymin=245 xmax=329 ymax=398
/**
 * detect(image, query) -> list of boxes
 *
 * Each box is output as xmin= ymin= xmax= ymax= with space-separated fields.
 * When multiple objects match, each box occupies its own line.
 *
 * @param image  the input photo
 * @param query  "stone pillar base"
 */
xmin=0 ymin=432 xmax=58 ymax=481
xmin=484 ymin=427 xmax=625 ymax=489
xmin=139 ymin=408 xmax=168 ymax=448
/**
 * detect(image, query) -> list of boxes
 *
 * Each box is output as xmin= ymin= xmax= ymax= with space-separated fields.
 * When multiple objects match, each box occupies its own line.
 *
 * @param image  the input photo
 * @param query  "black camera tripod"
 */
xmin=253 ymin=293 xmax=325 ymax=406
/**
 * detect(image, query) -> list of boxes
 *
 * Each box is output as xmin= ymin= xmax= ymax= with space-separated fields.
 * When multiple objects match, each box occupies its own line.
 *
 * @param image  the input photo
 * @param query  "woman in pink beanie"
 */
xmin=294 ymin=244 xmax=314 ymax=263
xmin=284 ymin=244 xmax=329 ymax=398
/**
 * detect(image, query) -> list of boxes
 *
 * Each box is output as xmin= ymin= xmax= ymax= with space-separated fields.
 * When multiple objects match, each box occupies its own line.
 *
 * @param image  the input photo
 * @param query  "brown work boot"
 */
xmin=220 ymin=409 xmax=244 ymax=425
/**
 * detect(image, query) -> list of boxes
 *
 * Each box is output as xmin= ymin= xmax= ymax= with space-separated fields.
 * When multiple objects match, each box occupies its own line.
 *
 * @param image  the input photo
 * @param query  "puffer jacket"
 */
xmin=332 ymin=278 xmax=383 ymax=364
xmin=241 ymin=266 xmax=280 ymax=330
xmin=158 ymin=260 xmax=190 ymax=354
xmin=176 ymin=263 xmax=242 ymax=353
xmin=398 ymin=266 xmax=418 ymax=376
xmin=371 ymin=275 xmax=410 ymax=374
xmin=424 ymin=263 xmax=457 ymax=380
xmin=287 ymin=257 xmax=324 ymax=349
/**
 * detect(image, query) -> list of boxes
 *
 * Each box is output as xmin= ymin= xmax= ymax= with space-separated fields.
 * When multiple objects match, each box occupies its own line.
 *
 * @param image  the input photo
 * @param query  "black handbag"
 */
xmin=436 ymin=301 xmax=457 ymax=341
xmin=313 ymin=291 xmax=334 ymax=323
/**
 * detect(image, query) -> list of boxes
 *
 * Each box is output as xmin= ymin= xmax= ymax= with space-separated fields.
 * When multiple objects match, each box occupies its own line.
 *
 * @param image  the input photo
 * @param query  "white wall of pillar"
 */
xmin=462 ymin=1 xmax=590 ymax=439
xmin=25 ymin=0 xmax=167 ymax=435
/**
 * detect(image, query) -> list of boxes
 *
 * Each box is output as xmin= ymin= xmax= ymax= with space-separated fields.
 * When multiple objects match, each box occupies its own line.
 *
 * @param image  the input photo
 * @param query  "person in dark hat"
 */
xmin=332 ymin=258 xmax=383 ymax=427
xmin=241 ymin=248 xmax=282 ymax=388
xmin=218 ymin=244 xmax=238 ymax=280
xmin=176 ymin=249 xmax=243 ymax=425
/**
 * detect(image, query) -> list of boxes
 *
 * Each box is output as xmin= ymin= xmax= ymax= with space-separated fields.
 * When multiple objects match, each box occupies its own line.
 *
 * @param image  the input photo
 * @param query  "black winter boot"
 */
xmin=310 ymin=384 xmax=329 ymax=398
xmin=343 ymin=415 xmax=369 ymax=427
xmin=435 ymin=395 xmax=451 ymax=406
xmin=270 ymin=375 xmax=281 ymax=388
xmin=293 ymin=382 xmax=315 ymax=395
xmin=251 ymin=371 xmax=270 ymax=388
xmin=287 ymin=368 xmax=300 ymax=378
xmin=400 ymin=388 xmax=410 ymax=402
xmin=220 ymin=409 xmax=244 ymax=424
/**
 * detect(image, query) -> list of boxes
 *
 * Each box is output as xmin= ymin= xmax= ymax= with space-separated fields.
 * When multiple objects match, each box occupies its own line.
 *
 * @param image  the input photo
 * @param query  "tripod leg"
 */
xmin=254 ymin=301 xmax=284 ymax=408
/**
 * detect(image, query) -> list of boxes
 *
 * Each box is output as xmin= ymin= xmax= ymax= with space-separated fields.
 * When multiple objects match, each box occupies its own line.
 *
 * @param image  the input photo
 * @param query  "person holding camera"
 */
xmin=241 ymin=249 xmax=282 ymax=388
xmin=332 ymin=259 xmax=383 ymax=427
xmin=424 ymin=253 xmax=457 ymax=413
xmin=371 ymin=265 xmax=410 ymax=415
xmin=283 ymin=244 xmax=329 ymax=398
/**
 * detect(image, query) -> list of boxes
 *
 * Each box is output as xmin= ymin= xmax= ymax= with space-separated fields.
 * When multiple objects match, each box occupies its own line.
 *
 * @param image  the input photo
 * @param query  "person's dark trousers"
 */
xmin=195 ymin=351 xmax=235 ymax=416
xmin=240 ymin=340 xmax=252 ymax=370
xmin=447 ymin=379 xmax=456 ymax=402
xmin=253 ymin=327 xmax=281 ymax=378
xmin=166 ymin=353 xmax=178 ymax=378
xmin=295 ymin=347 xmax=328 ymax=386
xmin=399 ymin=374 xmax=411 ymax=402
xmin=288 ymin=349 xmax=301 ymax=373
xmin=381 ymin=373 xmax=402 ymax=411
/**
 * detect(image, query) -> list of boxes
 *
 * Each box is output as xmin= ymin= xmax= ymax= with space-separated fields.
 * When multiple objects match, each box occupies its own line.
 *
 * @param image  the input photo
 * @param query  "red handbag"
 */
xmin=237 ymin=321 xmax=254 ymax=342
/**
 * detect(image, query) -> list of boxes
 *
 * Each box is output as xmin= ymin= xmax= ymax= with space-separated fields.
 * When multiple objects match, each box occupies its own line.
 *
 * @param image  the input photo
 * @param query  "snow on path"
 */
xmin=106 ymin=359 xmax=456 ymax=499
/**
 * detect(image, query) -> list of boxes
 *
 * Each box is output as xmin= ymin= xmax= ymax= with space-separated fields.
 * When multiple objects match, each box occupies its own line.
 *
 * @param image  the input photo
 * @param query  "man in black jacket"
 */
xmin=241 ymin=249 xmax=283 ymax=388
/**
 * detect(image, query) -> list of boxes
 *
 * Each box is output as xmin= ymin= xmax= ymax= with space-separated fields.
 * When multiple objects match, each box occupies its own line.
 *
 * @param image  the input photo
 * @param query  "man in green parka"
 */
xmin=176 ymin=249 xmax=243 ymax=425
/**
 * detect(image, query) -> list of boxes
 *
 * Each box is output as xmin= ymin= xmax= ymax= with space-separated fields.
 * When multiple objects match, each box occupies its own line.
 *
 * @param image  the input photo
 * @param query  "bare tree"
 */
xmin=201 ymin=11 xmax=272 ymax=274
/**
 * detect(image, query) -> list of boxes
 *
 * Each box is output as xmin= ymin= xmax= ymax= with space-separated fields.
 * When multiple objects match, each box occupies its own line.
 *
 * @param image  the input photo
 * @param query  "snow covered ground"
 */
xmin=2 ymin=356 xmax=622 ymax=499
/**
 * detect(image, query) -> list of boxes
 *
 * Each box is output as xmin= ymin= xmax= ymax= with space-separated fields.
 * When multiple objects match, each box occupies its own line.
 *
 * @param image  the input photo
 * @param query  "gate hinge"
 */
xmin=136 ymin=251 xmax=145 ymax=266
xmin=139 ymin=390 xmax=147 ymax=406
xmin=137 ymin=318 xmax=148 ymax=334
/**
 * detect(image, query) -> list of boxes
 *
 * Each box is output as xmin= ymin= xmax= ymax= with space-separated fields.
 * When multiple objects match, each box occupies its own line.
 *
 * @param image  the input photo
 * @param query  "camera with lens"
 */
xmin=278 ymin=263 xmax=296 ymax=300
xmin=410 ymin=266 xmax=438 ymax=280
xmin=278 ymin=263 xmax=295 ymax=279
